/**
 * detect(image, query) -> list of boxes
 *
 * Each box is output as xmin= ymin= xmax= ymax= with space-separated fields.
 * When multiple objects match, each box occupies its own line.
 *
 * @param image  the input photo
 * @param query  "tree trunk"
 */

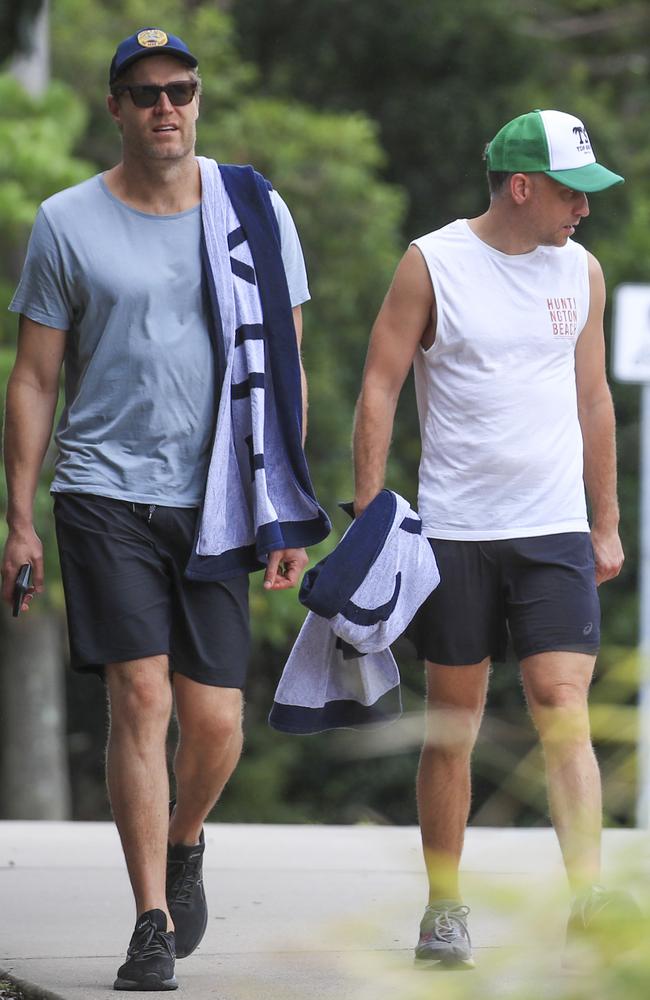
xmin=9 ymin=0 xmax=49 ymax=96
xmin=0 ymin=606 xmax=71 ymax=819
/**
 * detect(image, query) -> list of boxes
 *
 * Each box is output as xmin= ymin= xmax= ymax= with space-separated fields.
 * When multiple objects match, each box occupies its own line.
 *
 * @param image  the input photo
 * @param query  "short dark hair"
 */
xmin=482 ymin=142 xmax=512 ymax=196
xmin=486 ymin=169 xmax=512 ymax=196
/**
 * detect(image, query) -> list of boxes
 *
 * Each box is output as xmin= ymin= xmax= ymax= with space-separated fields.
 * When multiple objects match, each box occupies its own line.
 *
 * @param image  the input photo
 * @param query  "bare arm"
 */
xmin=353 ymin=245 xmax=435 ymax=515
xmin=262 ymin=304 xmax=310 ymax=590
xmin=1 ymin=315 xmax=67 ymax=607
xmin=575 ymin=252 xmax=623 ymax=585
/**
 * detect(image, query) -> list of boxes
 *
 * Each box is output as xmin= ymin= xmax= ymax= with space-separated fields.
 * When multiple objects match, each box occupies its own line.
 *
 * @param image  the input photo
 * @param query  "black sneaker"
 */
xmin=565 ymin=884 xmax=644 ymax=968
xmin=414 ymin=899 xmax=475 ymax=969
xmin=166 ymin=828 xmax=208 ymax=959
xmin=114 ymin=909 xmax=177 ymax=991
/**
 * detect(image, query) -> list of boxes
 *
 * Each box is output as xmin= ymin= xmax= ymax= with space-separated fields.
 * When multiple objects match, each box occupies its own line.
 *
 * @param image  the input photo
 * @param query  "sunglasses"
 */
xmin=114 ymin=80 xmax=198 ymax=109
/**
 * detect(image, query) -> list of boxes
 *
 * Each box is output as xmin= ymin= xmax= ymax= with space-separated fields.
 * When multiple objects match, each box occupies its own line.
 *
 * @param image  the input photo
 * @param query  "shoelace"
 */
xmin=128 ymin=920 xmax=174 ymax=962
xmin=167 ymin=852 xmax=202 ymax=904
xmin=423 ymin=904 xmax=471 ymax=944
xmin=574 ymin=886 xmax=609 ymax=928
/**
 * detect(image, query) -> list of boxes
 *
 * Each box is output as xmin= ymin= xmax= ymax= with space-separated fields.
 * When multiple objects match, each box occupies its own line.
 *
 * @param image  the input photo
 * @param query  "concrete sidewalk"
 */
xmin=1 ymin=823 xmax=649 ymax=1000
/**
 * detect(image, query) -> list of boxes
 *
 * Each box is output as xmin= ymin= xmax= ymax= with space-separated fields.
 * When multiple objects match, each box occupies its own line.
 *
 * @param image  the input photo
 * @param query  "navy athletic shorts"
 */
xmin=406 ymin=532 xmax=600 ymax=666
xmin=53 ymin=493 xmax=250 ymax=687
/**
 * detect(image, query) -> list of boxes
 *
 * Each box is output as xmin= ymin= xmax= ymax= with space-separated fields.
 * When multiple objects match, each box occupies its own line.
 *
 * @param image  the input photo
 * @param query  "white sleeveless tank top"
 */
xmin=411 ymin=219 xmax=590 ymax=540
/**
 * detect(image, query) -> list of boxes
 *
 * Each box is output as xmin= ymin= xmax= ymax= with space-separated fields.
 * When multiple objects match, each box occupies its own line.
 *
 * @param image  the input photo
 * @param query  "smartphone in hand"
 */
xmin=12 ymin=563 xmax=33 ymax=618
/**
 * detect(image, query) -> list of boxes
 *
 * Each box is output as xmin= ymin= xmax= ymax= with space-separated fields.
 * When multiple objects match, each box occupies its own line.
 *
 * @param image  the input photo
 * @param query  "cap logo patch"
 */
xmin=572 ymin=125 xmax=591 ymax=154
xmin=137 ymin=28 xmax=168 ymax=48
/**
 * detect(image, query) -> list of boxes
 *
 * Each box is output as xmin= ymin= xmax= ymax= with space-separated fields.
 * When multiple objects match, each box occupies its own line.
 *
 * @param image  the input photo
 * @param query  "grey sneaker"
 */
xmin=414 ymin=899 xmax=475 ymax=969
xmin=565 ymin=884 xmax=644 ymax=968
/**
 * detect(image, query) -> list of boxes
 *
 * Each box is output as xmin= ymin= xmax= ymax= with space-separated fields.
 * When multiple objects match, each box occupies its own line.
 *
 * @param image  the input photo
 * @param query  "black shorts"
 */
xmin=406 ymin=533 xmax=600 ymax=666
xmin=53 ymin=493 xmax=250 ymax=687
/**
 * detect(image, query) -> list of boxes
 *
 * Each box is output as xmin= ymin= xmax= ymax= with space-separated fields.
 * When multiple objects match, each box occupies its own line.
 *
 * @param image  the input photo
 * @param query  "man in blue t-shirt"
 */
xmin=2 ymin=27 xmax=316 ymax=992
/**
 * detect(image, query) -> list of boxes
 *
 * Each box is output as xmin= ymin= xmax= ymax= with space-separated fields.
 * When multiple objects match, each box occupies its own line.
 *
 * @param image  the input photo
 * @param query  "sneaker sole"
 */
xmin=414 ymin=956 xmax=475 ymax=971
xmin=563 ymin=926 xmax=646 ymax=971
xmin=113 ymin=974 xmax=178 ymax=991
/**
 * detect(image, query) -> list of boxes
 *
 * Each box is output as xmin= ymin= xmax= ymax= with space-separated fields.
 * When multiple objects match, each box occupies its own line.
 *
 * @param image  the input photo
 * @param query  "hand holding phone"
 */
xmin=12 ymin=563 xmax=33 ymax=617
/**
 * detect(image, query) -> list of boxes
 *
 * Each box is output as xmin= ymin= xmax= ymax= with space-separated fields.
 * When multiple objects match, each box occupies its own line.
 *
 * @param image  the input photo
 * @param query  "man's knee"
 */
xmin=177 ymin=688 xmax=243 ymax=751
xmin=423 ymin=704 xmax=483 ymax=760
xmin=423 ymin=659 xmax=489 ymax=757
xmin=107 ymin=656 xmax=173 ymax=728
xmin=202 ymin=700 xmax=243 ymax=748
xmin=522 ymin=652 xmax=595 ymax=746
xmin=527 ymin=682 xmax=592 ymax=748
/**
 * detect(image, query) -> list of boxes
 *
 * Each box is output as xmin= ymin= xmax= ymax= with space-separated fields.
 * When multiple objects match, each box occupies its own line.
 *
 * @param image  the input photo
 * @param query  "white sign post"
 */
xmin=612 ymin=283 xmax=650 ymax=827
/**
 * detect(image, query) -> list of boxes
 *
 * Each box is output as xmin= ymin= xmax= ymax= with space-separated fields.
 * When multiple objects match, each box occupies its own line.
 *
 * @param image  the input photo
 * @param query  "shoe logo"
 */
xmin=583 ymin=623 xmax=593 ymax=636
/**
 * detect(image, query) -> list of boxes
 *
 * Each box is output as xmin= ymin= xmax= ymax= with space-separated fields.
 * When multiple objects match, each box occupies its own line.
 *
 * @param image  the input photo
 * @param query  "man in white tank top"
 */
xmin=353 ymin=109 xmax=639 ymax=968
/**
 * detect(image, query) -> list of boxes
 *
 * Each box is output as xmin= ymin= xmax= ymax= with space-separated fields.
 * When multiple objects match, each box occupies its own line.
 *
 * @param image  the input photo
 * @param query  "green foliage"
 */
xmin=0 ymin=975 xmax=26 ymax=1000
xmin=0 ymin=73 xmax=93 ymax=343
xmin=232 ymin=0 xmax=548 ymax=236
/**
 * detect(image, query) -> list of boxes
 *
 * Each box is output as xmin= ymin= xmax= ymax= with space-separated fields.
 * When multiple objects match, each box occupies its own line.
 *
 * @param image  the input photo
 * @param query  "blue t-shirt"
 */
xmin=9 ymin=173 xmax=310 ymax=506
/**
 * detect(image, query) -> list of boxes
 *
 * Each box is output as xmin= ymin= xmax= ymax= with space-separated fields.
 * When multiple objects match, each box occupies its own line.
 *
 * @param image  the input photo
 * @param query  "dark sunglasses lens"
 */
xmin=165 ymin=83 xmax=195 ymax=106
xmin=127 ymin=83 xmax=195 ymax=108
xmin=130 ymin=85 xmax=161 ymax=108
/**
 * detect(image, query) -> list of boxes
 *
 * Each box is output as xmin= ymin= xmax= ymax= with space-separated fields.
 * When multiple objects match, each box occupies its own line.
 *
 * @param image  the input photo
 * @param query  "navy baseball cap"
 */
xmin=109 ymin=28 xmax=198 ymax=85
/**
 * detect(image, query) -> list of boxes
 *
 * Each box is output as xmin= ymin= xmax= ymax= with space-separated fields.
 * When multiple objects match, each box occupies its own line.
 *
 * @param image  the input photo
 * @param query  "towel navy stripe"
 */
xmin=235 ymin=323 xmax=264 ymax=346
xmin=400 ymin=517 xmax=422 ymax=535
xmin=232 ymin=373 xmax=265 ymax=399
xmin=227 ymin=226 xmax=246 ymax=251
xmin=343 ymin=572 xmax=402 ymax=627
xmin=231 ymin=257 xmax=256 ymax=284
xmin=335 ymin=636 xmax=363 ymax=658
xmin=244 ymin=434 xmax=266 ymax=480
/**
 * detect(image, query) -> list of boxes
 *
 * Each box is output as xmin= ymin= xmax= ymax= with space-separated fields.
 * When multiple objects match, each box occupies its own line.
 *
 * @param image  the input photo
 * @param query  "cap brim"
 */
xmin=545 ymin=162 xmax=624 ymax=193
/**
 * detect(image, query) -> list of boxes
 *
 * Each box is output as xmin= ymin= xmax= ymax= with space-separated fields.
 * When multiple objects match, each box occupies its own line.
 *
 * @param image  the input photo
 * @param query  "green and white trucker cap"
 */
xmin=486 ymin=110 xmax=624 ymax=192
